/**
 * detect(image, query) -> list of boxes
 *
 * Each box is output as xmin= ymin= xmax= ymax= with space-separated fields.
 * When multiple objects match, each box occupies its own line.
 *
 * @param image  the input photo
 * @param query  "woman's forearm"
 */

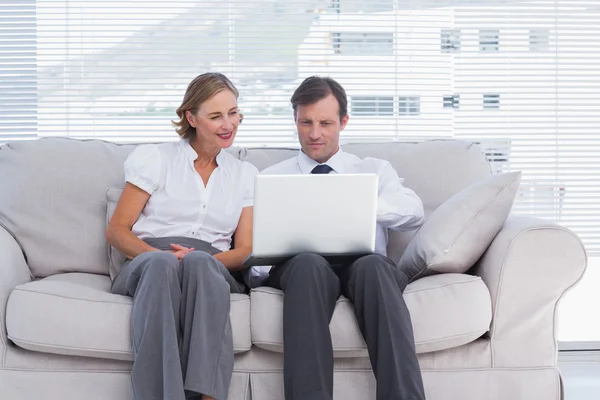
xmin=106 ymin=225 xmax=158 ymax=260
xmin=213 ymin=247 xmax=251 ymax=271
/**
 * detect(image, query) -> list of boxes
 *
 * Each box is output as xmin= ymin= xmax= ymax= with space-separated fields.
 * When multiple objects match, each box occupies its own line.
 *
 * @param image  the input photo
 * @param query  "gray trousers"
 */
xmin=111 ymin=237 xmax=245 ymax=400
xmin=267 ymin=253 xmax=425 ymax=400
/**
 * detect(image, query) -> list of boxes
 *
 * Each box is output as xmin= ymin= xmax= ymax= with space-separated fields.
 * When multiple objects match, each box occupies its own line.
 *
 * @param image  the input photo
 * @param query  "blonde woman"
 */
xmin=107 ymin=73 xmax=257 ymax=400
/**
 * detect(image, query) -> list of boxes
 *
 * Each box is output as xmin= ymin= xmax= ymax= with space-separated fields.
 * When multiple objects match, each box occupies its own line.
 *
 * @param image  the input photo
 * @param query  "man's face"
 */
xmin=295 ymin=94 xmax=349 ymax=164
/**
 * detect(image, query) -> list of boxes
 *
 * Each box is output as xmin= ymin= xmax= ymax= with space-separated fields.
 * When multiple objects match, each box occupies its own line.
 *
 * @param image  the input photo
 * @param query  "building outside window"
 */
xmin=480 ymin=29 xmax=500 ymax=51
xmin=331 ymin=32 xmax=394 ymax=55
xmin=398 ymin=96 xmax=420 ymax=116
xmin=483 ymin=93 xmax=501 ymax=109
xmin=351 ymin=96 xmax=394 ymax=116
xmin=443 ymin=94 xmax=460 ymax=109
xmin=441 ymin=29 xmax=461 ymax=53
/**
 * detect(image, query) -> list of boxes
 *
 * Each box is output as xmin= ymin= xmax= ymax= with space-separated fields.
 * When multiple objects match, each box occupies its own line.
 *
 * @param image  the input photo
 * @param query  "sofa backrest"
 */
xmin=0 ymin=137 xmax=491 ymax=277
xmin=242 ymin=140 xmax=493 ymax=262
xmin=0 ymin=138 xmax=243 ymax=278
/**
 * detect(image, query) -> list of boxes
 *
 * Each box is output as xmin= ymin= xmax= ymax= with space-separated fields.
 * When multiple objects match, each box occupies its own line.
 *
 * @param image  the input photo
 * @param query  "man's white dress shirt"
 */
xmin=125 ymin=139 xmax=258 ymax=252
xmin=246 ymin=148 xmax=424 ymax=287
xmin=260 ymin=148 xmax=425 ymax=257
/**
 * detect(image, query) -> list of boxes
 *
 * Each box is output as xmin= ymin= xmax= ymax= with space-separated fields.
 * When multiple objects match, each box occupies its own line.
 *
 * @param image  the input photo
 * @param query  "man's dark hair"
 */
xmin=290 ymin=76 xmax=347 ymax=121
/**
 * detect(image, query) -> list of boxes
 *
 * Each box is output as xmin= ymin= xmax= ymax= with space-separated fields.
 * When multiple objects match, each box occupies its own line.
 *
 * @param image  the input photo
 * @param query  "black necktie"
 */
xmin=311 ymin=164 xmax=333 ymax=174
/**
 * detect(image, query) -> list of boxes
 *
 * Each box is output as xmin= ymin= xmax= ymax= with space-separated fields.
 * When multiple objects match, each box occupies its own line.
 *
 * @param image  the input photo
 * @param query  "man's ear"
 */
xmin=340 ymin=114 xmax=350 ymax=131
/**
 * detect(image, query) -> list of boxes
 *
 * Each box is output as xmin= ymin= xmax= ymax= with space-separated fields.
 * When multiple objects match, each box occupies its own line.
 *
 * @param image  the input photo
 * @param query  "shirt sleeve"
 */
xmin=242 ymin=162 xmax=260 ymax=208
xmin=123 ymin=144 xmax=162 ymax=195
xmin=377 ymin=161 xmax=425 ymax=231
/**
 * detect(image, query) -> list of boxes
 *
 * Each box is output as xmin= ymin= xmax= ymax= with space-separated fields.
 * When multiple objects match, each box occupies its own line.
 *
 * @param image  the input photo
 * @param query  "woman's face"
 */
xmin=186 ymin=89 xmax=241 ymax=150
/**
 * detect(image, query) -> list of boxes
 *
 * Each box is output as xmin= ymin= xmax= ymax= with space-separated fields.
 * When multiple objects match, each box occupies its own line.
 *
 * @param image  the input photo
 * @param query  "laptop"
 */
xmin=243 ymin=173 xmax=378 ymax=267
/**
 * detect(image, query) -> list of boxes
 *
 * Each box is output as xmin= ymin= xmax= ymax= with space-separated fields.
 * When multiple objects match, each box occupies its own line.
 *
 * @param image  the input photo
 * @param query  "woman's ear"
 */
xmin=239 ymin=112 xmax=244 ymax=124
xmin=186 ymin=110 xmax=196 ymax=128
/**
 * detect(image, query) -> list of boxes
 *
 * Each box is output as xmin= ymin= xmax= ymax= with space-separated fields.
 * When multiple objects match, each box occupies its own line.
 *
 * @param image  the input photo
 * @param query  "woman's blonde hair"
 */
xmin=173 ymin=73 xmax=239 ymax=139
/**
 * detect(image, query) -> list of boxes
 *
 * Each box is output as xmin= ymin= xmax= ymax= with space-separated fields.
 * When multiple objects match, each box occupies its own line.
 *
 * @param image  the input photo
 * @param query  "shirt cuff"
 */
xmin=126 ymin=177 xmax=157 ymax=195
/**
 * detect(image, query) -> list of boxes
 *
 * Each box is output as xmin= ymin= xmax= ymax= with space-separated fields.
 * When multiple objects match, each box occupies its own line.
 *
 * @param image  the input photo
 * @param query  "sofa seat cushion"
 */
xmin=250 ymin=273 xmax=492 ymax=357
xmin=6 ymin=272 xmax=252 ymax=361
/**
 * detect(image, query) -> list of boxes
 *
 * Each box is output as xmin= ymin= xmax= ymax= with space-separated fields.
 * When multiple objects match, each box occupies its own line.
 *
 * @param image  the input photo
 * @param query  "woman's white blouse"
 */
xmin=124 ymin=139 xmax=258 ymax=252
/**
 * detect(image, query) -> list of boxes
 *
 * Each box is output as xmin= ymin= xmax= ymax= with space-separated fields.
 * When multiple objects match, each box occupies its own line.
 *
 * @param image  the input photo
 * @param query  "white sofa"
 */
xmin=0 ymin=137 xmax=587 ymax=400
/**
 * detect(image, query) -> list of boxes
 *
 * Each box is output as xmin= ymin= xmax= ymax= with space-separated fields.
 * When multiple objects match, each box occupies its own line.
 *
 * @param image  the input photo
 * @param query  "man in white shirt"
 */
xmin=261 ymin=76 xmax=426 ymax=400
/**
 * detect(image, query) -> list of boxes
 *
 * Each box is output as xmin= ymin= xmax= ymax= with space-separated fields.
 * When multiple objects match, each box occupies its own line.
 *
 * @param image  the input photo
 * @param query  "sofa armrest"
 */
xmin=470 ymin=215 xmax=587 ymax=368
xmin=0 ymin=225 xmax=31 ymax=364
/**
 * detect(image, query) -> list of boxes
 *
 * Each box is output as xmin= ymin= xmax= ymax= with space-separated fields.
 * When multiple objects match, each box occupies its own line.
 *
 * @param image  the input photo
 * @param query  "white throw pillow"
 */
xmin=106 ymin=187 xmax=126 ymax=280
xmin=398 ymin=171 xmax=521 ymax=282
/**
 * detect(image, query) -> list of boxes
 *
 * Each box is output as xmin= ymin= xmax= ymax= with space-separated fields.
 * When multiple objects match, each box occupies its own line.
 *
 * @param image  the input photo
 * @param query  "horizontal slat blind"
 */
xmin=1 ymin=0 xmax=600 ymax=254
xmin=0 ymin=0 xmax=36 ymax=140
xmin=451 ymin=2 xmax=600 ymax=254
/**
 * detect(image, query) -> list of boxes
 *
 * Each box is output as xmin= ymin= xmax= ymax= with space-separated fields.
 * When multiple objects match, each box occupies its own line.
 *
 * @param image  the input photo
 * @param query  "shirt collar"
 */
xmin=297 ymin=147 xmax=345 ymax=174
xmin=179 ymin=138 xmax=225 ymax=165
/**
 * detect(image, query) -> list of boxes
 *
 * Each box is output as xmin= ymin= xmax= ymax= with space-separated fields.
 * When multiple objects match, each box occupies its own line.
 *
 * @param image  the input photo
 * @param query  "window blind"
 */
xmin=1 ymin=0 xmax=600 ymax=255
xmin=1 ymin=0 xmax=36 ymax=141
